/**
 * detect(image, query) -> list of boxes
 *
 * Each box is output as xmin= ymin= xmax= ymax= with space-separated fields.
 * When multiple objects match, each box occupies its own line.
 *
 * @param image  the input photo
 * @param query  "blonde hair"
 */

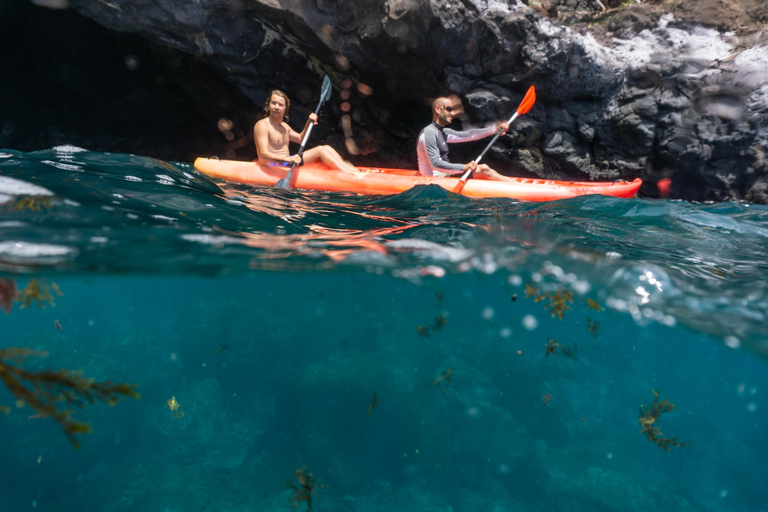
xmin=263 ymin=90 xmax=290 ymax=122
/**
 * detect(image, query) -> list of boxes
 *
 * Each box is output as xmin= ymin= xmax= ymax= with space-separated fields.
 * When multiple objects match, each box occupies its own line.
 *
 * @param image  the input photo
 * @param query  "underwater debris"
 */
xmin=541 ymin=393 xmax=553 ymax=405
xmin=166 ymin=396 xmax=184 ymax=419
xmin=367 ymin=391 xmax=382 ymax=416
xmin=435 ymin=291 xmax=445 ymax=309
xmin=638 ymin=390 xmax=690 ymax=452
xmin=544 ymin=339 xmax=577 ymax=361
xmin=17 ymin=278 xmax=63 ymax=309
xmin=511 ymin=294 xmax=517 ymax=302
xmin=54 ymin=319 xmax=62 ymax=331
xmin=584 ymin=298 xmax=605 ymax=312
xmin=431 ymin=368 xmax=455 ymax=393
xmin=285 ymin=466 xmax=320 ymax=510
xmin=587 ymin=317 xmax=601 ymax=339
xmin=0 ymin=347 xmax=140 ymax=448
xmin=416 ymin=325 xmax=431 ymax=338
xmin=545 ymin=337 xmax=561 ymax=357
xmin=8 ymin=195 xmax=53 ymax=212
xmin=0 ymin=279 xmax=17 ymax=314
xmin=432 ymin=313 xmax=448 ymax=332
xmin=524 ymin=283 xmax=573 ymax=320
xmin=417 ymin=314 xmax=448 ymax=337
xmin=213 ymin=344 xmax=229 ymax=355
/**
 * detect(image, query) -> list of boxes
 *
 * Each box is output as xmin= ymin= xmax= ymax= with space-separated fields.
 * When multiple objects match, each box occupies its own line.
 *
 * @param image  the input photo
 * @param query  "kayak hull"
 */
xmin=193 ymin=158 xmax=642 ymax=201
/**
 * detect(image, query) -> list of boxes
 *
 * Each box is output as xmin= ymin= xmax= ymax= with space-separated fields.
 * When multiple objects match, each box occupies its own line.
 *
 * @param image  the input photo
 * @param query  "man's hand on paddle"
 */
xmin=496 ymin=121 xmax=509 ymax=134
xmin=463 ymin=161 xmax=478 ymax=173
xmin=308 ymin=113 xmax=318 ymax=125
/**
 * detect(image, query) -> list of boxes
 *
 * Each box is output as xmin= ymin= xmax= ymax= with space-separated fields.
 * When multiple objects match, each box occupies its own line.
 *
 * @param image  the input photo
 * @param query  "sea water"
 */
xmin=0 ymin=146 xmax=766 ymax=512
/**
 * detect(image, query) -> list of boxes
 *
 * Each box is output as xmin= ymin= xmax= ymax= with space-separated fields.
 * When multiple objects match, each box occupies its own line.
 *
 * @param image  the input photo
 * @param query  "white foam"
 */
xmin=0 ymin=176 xmax=54 ymax=196
xmin=576 ymin=31 xmax=623 ymax=67
xmin=0 ymin=241 xmax=78 ymax=260
xmin=537 ymin=17 xmax=566 ymax=38
xmin=52 ymin=145 xmax=87 ymax=153
xmin=665 ymin=25 xmax=733 ymax=61
xmin=181 ymin=233 xmax=239 ymax=245
xmin=41 ymin=160 xmax=83 ymax=172
xmin=468 ymin=0 xmax=517 ymax=16
xmin=610 ymin=29 xmax=657 ymax=68
xmin=609 ymin=13 xmax=735 ymax=70
xmin=733 ymin=43 xmax=768 ymax=88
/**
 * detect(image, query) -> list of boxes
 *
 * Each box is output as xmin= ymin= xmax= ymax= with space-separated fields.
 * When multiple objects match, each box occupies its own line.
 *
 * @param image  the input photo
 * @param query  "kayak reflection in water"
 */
xmin=253 ymin=89 xmax=357 ymax=172
xmin=416 ymin=96 xmax=514 ymax=181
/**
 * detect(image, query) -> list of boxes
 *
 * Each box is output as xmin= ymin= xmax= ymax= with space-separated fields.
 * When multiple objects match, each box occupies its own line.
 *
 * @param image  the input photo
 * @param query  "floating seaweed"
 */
xmin=587 ymin=316 xmax=601 ymax=339
xmin=285 ymin=466 xmax=320 ymax=510
xmin=638 ymin=390 xmax=690 ymax=452
xmin=213 ymin=344 xmax=229 ymax=355
xmin=585 ymin=298 xmax=605 ymax=312
xmin=524 ymin=283 xmax=573 ymax=320
xmin=416 ymin=325 xmax=431 ymax=338
xmin=0 ymin=279 xmax=17 ymax=314
xmin=560 ymin=342 xmax=578 ymax=361
xmin=0 ymin=347 xmax=140 ymax=448
xmin=367 ymin=391 xmax=382 ymax=416
xmin=524 ymin=283 xmax=544 ymax=302
xmin=166 ymin=396 xmax=184 ymax=419
xmin=541 ymin=393 xmax=553 ymax=405
xmin=17 ymin=278 xmax=63 ymax=309
xmin=435 ymin=291 xmax=445 ymax=309
xmin=431 ymin=368 xmax=454 ymax=393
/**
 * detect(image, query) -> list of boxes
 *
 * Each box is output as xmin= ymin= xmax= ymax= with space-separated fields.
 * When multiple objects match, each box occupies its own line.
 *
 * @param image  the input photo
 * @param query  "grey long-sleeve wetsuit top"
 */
xmin=416 ymin=121 xmax=496 ymax=177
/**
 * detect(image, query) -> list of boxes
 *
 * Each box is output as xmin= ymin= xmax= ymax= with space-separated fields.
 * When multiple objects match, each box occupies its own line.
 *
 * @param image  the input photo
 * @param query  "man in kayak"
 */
xmin=254 ymin=90 xmax=357 ymax=172
xmin=417 ymin=97 xmax=514 ymax=181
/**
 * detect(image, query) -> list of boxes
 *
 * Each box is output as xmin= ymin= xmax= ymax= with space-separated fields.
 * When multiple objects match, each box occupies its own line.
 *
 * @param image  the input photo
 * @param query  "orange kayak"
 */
xmin=193 ymin=158 xmax=642 ymax=201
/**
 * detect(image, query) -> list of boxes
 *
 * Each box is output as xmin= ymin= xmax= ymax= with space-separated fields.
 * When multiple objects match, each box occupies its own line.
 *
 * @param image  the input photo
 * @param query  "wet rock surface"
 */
xmin=3 ymin=0 xmax=767 ymax=202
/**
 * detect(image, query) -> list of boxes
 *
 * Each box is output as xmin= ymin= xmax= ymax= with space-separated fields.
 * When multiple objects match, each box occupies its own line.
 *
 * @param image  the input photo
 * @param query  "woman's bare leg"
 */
xmin=303 ymin=146 xmax=357 ymax=172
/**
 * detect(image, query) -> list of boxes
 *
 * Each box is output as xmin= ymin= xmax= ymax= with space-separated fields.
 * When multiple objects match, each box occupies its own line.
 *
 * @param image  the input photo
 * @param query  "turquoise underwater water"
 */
xmin=0 ymin=146 xmax=767 ymax=512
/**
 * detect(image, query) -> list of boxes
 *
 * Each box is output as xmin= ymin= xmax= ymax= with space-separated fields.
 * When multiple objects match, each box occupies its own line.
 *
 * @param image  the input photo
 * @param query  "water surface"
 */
xmin=0 ymin=147 xmax=765 ymax=511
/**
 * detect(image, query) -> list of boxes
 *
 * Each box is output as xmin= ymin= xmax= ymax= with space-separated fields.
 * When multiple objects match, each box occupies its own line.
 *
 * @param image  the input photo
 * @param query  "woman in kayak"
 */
xmin=254 ymin=90 xmax=357 ymax=172
xmin=417 ymin=97 xmax=514 ymax=181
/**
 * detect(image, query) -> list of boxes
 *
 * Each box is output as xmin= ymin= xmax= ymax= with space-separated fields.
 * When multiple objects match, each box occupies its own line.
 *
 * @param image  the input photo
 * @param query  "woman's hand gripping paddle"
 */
xmin=275 ymin=75 xmax=333 ymax=190
xmin=453 ymin=85 xmax=536 ymax=193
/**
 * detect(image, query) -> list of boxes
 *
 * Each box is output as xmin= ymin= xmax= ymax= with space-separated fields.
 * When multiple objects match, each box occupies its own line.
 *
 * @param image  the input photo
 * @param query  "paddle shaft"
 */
xmin=276 ymin=75 xmax=332 ymax=189
xmin=459 ymin=111 xmax=519 ymax=183
xmin=281 ymin=101 xmax=323 ymax=182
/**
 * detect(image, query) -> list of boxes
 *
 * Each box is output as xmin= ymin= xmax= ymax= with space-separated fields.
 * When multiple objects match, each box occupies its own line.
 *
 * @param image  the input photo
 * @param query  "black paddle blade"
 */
xmin=275 ymin=162 xmax=299 ymax=189
xmin=317 ymin=75 xmax=332 ymax=110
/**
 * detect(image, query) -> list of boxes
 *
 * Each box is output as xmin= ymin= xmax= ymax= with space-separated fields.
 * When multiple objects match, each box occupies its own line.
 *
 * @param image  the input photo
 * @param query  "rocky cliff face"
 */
xmin=31 ymin=0 xmax=768 ymax=201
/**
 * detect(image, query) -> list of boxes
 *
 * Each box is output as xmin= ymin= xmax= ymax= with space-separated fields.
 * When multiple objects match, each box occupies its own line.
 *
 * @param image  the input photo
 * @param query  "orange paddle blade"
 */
xmin=516 ymin=85 xmax=536 ymax=115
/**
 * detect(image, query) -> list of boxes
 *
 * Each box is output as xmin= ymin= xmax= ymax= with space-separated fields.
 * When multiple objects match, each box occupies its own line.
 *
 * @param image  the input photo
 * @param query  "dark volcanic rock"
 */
xmin=6 ymin=0 xmax=768 ymax=202
xmin=0 ymin=0 xmax=257 ymax=162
